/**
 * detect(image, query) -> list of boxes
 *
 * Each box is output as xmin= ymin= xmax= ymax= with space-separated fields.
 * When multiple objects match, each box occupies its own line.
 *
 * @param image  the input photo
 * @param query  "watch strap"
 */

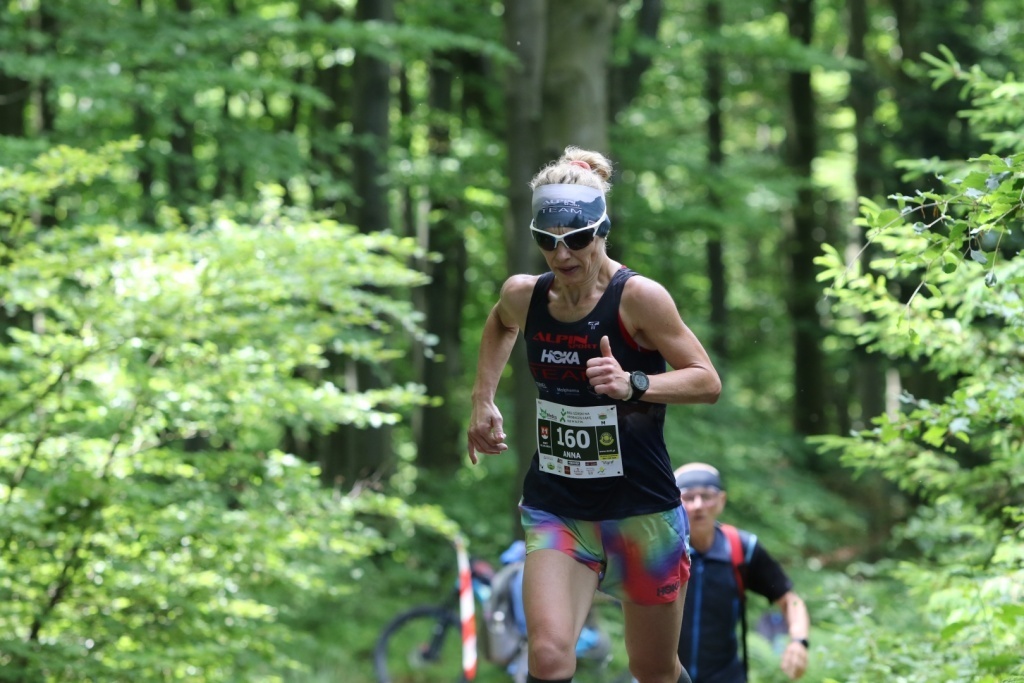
xmin=629 ymin=371 xmax=649 ymax=402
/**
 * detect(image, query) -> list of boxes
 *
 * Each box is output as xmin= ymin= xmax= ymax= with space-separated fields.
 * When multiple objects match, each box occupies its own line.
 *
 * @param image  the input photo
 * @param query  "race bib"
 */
xmin=536 ymin=399 xmax=623 ymax=479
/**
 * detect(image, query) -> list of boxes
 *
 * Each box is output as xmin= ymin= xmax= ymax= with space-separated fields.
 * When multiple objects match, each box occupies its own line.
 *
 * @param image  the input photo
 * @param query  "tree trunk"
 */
xmin=415 ymin=61 xmax=469 ymax=473
xmin=847 ymin=0 xmax=887 ymax=428
xmin=322 ymin=0 xmax=395 ymax=488
xmin=704 ymin=0 xmax=728 ymax=366
xmin=0 ymin=48 xmax=30 ymax=350
xmin=783 ymin=0 xmax=828 ymax=440
xmin=167 ymin=0 xmax=197 ymax=208
xmin=168 ymin=110 xmax=197 ymax=205
xmin=539 ymin=0 xmax=617 ymax=157
xmin=888 ymin=0 xmax=980 ymax=183
xmin=845 ymin=0 xmax=900 ymax=547
xmin=606 ymin=0 xmax=663 ymax=266
xmin=308 ymin=0 xmax=346 ymax=214
xmin=34 ymin=6 xmax=56 ymax=135
xmin=0 ymin=64 xmax=28 ymax=140
xmin=608 ymin=0 xmax=663 ymax=119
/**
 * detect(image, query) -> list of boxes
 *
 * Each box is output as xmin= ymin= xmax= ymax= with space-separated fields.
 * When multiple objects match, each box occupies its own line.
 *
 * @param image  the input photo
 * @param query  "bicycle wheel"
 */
xmin=373 ymin=605 xmax=467 ymax=683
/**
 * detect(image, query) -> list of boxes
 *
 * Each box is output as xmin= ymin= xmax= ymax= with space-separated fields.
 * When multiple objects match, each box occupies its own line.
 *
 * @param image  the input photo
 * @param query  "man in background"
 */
xmin=675 ymin=463 xmax=810 ymax=683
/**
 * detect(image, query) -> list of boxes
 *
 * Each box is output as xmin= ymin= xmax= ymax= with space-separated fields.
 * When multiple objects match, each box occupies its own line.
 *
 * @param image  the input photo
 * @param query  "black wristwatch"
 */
xmin=793 ymin=638 xmax=809 ymax=650
xmin=627 ymin=371 xmax=649 ymax=402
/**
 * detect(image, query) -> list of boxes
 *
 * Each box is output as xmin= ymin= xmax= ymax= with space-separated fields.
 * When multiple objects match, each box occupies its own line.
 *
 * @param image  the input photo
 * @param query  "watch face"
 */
xmin=631 ymin=372 xmax=650 ymax=391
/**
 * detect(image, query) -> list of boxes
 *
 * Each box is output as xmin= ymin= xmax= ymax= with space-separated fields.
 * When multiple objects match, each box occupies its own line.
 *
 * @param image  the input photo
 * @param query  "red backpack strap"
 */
xmin=719 ymin=523 xmax=746 ymax=601
xmin=720 ymin=522 xmax=751 ymax=680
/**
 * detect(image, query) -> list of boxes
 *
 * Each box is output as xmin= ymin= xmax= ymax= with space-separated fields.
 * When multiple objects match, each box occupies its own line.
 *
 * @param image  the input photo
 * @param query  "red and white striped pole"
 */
xmin=454 ymin=535 xmax=477 ymax=680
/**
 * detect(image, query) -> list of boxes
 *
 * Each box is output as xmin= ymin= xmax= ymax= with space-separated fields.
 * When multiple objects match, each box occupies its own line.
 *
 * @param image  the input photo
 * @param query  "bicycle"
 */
xmin=373 ymin=544 xmax=634 ymax=683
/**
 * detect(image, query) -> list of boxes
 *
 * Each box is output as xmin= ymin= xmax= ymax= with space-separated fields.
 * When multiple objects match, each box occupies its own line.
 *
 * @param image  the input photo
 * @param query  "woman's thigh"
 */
xmin=521 ymin=548 xmax=600 ymax=644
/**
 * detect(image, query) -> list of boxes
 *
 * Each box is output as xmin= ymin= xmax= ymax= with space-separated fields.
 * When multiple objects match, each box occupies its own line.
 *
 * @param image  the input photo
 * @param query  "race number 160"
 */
xmin=556 ymin=427 xmax=591 ymax=450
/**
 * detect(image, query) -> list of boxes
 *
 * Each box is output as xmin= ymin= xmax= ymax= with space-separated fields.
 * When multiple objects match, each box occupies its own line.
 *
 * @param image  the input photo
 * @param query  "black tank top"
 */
xmin=521 ymin=266 xmax=682 ymax=520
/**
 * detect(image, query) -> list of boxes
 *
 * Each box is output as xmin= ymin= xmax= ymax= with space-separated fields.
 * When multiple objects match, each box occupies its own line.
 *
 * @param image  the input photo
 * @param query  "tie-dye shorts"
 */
xmin=519 ymin=504 xmax=691 ymax=605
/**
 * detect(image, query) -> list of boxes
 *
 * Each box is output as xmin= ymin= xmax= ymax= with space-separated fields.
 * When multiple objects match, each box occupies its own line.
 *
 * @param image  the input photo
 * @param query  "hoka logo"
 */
xmin=657 ymin=581 xmax=680 ymax=597
xmin=541 ymin=349 xmax=580 ymax=365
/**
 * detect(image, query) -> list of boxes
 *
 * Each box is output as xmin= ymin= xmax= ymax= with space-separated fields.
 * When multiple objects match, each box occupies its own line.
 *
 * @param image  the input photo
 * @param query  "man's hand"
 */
xmin=780 ymin=639 xmax=808 ymax=680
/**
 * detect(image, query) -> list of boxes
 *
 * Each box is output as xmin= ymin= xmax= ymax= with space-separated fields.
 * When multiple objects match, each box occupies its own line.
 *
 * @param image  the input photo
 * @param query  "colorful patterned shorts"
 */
xmin=520 ymin=504 xmax=691 ymax=605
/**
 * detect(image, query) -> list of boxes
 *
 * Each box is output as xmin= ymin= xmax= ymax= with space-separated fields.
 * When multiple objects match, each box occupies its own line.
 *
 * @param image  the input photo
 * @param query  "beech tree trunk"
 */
xmin=415 ymin=61 xmax=469 ymax=473
xmin=847 ymin=0 xmax=887 ymax=428
xmin=704 ymin=0 xmax=729 ymax=366
xmin=783 ymin=0 xmax=828 ymax=440
xmin=538 ymin=0 xmax=617 ymax=158
xmin=324 ymin=0 xmax=395 ymax=487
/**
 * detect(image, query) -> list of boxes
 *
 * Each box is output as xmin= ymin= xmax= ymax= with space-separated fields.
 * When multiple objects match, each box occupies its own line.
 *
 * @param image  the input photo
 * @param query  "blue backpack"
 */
xmin=481 ymin=542 xmax=527 ymax=666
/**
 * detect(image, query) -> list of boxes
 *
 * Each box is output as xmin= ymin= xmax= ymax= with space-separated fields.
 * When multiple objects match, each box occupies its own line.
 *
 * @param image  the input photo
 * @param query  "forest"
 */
xmin=0 ymin=0 xmax=1021 ymax=682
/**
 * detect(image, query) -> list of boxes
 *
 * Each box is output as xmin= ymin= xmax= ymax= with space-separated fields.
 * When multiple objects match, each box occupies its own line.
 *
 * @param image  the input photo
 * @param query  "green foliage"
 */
xmin=4 ymin=1 xmax=1021 ymax=680
xmin=0 ymin=0 xmax=511 ymax=212
xmin=666 ymin=401 xmax=866 ymax=558
xmin=812 ymin=49 xmax=1024 ymax=682
xmin=0 ymin=142 xmax=450 ymax=681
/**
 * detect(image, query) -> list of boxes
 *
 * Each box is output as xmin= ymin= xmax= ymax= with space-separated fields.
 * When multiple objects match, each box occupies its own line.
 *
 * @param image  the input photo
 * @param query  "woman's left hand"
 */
xmin=586 ymin=336 xmax=630 ymax=400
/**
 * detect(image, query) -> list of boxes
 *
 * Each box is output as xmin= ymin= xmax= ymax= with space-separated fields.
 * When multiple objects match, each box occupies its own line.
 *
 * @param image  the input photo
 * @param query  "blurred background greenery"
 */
xmin=1 ymin=1 xmax=1021 ymax=682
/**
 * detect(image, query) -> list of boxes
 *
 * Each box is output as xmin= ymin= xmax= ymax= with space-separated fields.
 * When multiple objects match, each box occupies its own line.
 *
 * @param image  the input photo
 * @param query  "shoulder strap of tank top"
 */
xmin=526 ymin=272 xmax=555 ymax=328
xmin=611 ymin=265 xmax=635 ymax=292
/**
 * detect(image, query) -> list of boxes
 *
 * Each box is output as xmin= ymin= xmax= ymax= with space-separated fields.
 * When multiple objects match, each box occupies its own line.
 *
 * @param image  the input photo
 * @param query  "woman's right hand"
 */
xmin=466 ymin=401 xmax=508 ymax=464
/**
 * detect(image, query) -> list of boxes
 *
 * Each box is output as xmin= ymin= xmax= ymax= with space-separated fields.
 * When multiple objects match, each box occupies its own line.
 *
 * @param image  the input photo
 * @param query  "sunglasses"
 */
xmin=530 ymin=213 xmax=607 ymax=252
xmin=679 ymin=488 xmax=722 ymax=503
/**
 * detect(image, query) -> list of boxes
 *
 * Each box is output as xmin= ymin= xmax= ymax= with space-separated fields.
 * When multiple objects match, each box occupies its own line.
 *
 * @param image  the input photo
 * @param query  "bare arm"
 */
xmin=466 ymin=275 xmax=534 ymax=464
xmin=587 ymin=276 xmax=721 ymax=403
xmin=775 ymin=590 xmax=810 ymax=680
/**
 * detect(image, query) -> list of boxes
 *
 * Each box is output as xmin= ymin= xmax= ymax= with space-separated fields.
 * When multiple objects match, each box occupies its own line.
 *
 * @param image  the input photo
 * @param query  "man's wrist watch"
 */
xmin=627 ymin=371 xmax=649 ymax=402
xmin=792 ymin=637 xmax=809 ymax=650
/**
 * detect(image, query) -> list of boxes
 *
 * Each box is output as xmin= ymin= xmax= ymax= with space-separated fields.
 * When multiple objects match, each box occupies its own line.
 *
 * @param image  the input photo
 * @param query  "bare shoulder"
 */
xmin=619 ymin=274 xmax=688 ymax=347
xmin=500 ymin=273 xmax=540 ymax=308
xmin=496 ymin=273 xmax=540 ymax=328
xmin=621 ymin=274 xmax=679 ymax=318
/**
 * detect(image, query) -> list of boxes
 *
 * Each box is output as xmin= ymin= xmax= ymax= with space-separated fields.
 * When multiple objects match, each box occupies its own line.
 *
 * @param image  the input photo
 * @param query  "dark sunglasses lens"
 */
xmin=532 ymin=231 xmax=557 ymax=251
xmin=564 ymin=230 xmax=595 ymax=250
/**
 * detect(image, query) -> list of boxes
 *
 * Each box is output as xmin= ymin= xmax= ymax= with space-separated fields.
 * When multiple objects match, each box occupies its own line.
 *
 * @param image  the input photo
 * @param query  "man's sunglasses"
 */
xmin=529 ymin=213 xmax=607 ymax=252
xmin=679 ymin=488 xmax=722 ymax=503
